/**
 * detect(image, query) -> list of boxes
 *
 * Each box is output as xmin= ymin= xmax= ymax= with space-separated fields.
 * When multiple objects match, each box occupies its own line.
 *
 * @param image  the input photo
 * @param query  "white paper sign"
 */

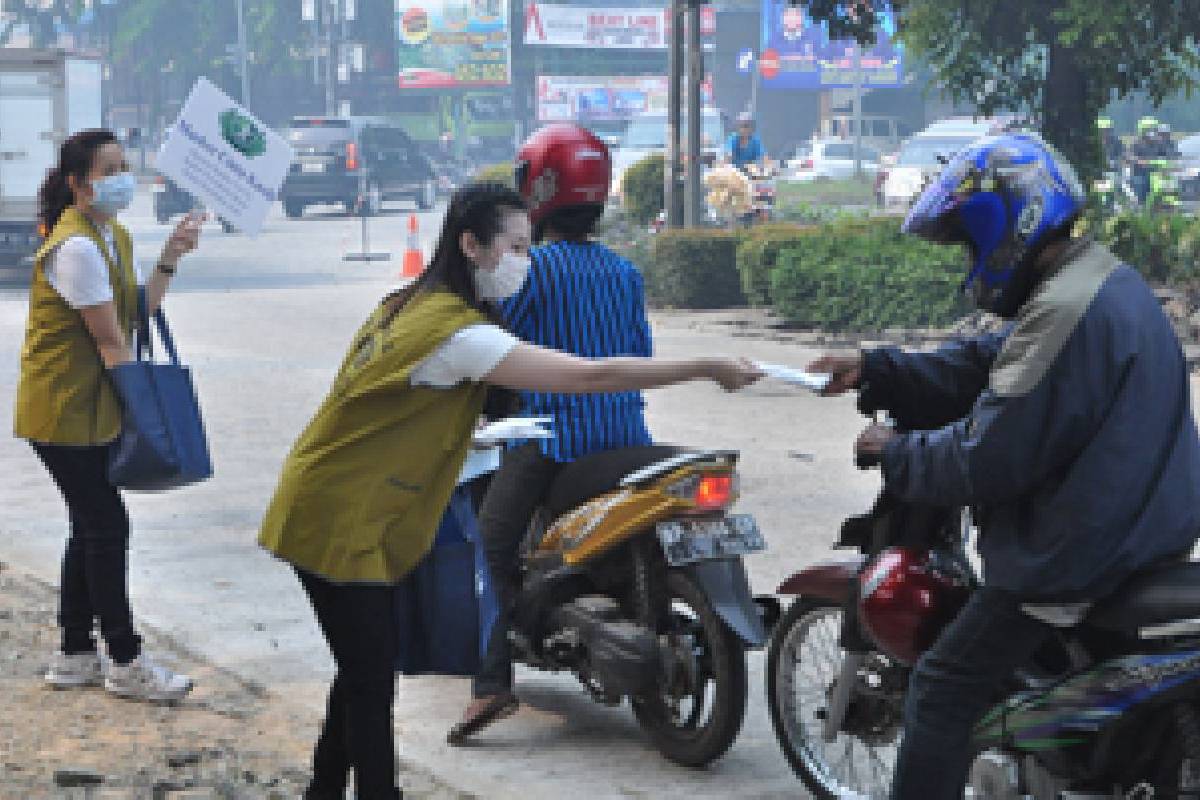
xmin=755 ymin=361 xmax=832 ymax=393
xmin=156 ymin=78 xmax=292 ymax=237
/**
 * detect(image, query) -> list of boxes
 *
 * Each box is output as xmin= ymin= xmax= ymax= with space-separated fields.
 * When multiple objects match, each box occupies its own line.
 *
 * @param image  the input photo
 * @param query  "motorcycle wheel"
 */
xmin=767 ymin=598 xmax=901 ymax=800
xmin=632 ymin=569 xmax=747 ymax=768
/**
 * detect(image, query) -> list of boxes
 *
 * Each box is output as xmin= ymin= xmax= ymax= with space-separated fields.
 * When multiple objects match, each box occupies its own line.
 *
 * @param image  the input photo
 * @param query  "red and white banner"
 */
xmin=523 ymin=3 xmax=714 ymax=49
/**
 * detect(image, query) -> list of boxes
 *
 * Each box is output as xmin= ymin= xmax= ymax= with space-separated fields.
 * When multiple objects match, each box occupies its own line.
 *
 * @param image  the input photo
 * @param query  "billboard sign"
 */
xmin=524 ymin=4 xmax=714 ymax=49
xmin=396 ymin=0 xmax=511 ymax=88
xmin=759 ymin=1 xmax=903 ymax=90
xmin=536 ymin=75 xmax=713 ymax=122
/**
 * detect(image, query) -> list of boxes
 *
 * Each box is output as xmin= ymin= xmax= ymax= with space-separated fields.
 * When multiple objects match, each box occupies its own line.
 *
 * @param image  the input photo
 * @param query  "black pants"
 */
xmin=472 ymin=444 xmax=562 ymax=699
xmin=297 ymin=568 xmax=401 ymax=800
xmin=31 ymin=442 xmax=141 ymax=664
xmin=890 ymin=588 xmax=1054 ymax=800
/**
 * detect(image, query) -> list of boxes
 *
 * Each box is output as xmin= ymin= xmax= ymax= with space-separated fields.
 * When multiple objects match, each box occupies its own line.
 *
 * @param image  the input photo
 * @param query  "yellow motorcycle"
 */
xmin=506 ymin=445 xmax=770 ymax=767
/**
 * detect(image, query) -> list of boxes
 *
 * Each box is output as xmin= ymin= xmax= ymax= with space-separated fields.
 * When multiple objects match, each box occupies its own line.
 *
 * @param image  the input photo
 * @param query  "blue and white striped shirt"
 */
xmin=501 ymin=241 xmax=653 ymax=463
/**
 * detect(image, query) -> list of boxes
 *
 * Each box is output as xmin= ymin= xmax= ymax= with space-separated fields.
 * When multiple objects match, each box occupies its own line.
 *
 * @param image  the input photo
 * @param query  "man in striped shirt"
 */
xmin=450 ymin=124 xmax=654 ymax=741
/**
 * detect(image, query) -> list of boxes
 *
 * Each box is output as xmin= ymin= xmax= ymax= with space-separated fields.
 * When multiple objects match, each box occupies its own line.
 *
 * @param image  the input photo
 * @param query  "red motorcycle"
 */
xmin=765 ymin=420 xmax=1200 ymax=799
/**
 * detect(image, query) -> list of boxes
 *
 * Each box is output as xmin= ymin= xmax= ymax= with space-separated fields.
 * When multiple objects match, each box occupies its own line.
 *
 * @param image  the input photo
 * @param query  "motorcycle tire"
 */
xmin=632 ymin=569 xmax=747 ymax=769
xmin=767 ymin=597 xmax=901 ymax=800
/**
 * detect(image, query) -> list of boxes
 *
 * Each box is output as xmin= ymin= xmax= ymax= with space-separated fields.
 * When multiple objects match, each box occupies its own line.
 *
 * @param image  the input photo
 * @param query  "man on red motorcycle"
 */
xmin=812 ymin=132 xmax=1200 ymax=799
xmin=448 ymin=124 xmax=657 ymax=743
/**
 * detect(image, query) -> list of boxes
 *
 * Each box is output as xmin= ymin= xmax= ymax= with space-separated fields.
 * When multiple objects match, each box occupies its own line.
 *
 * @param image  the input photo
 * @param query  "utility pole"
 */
xmin=665 ymin=0 xmax=683 ymax=229
xmin=684 ymin=0 xmax=703 ymax=227
xmin=235 ymin=0 xmax=251 ymax=107
xmin=324 ymin=0 xmax=337 ymax=116
xmin=852 ymin=43 xmax=863 ymax=178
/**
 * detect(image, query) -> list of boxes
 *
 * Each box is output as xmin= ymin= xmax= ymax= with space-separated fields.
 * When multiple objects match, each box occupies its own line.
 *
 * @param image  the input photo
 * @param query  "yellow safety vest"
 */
xmin=259 ymin=289 xmax=490 ymax=583
xmin=13 ymin=208 xmax=138 ymax=445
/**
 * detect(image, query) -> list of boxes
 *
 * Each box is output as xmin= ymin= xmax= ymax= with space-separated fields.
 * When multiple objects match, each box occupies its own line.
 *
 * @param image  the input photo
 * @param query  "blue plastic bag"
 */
xmin=394 ymin=483 xmax=499 ymax=676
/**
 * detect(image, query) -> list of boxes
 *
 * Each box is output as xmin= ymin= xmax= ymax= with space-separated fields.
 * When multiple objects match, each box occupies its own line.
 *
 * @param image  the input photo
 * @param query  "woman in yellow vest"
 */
xmin=259 ymin=182 xmax=761 ymax=799
xmin=14 ymin=129 xmax=202 ymax=703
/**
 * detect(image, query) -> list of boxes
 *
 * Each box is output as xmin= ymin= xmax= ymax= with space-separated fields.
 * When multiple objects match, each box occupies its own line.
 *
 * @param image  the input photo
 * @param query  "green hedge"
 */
xmin=474 ymin=163 xmax=514 ymax=187
xmin=646 ymin=229 xmax=746 ymax=308
xmin=769 ymin=218 xmax=969 ymax=331
xmin=735 ymin=223 xmax=817 ymax=306
xmin=1093 ymin=210 xmax=1200 ymax=287
xmin=622 ymin=154 xmax=665 ymax=225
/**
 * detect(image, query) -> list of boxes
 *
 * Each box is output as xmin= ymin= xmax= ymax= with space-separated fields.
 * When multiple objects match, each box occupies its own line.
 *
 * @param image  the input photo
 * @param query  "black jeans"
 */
xmin=472 ymin=443 xmax=562 ymax=699
xmin=297 ymin=568 xmax=401 ymax=800
xmin=31 ymin=442 xmax=141 ymax=664
xmin=891 ymin=587 xmax=1054 ymax=800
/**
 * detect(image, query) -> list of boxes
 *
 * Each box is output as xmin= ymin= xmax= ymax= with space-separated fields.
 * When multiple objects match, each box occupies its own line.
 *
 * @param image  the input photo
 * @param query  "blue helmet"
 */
xmin=902 ymin=132 xmax=1085 ymax=317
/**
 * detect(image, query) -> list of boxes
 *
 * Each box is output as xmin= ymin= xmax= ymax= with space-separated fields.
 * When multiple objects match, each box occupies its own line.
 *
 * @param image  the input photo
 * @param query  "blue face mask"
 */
xmin=90 ymin=172 xmax=136 ymax=215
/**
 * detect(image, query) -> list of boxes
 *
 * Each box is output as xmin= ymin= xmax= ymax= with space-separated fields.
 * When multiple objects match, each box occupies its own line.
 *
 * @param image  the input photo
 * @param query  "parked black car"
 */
xmin=153 ymin=175 xmax=236 ymax=233
xmin=280 ymin=116 xmax=438 ymax=219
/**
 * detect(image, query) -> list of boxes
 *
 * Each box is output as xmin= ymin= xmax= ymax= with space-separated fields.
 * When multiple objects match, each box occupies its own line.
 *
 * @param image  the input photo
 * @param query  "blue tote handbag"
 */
xmin=107 ymin=288 xmax=212 ymax=491
xmin=394 ymin=483 xmax=499 ymax=676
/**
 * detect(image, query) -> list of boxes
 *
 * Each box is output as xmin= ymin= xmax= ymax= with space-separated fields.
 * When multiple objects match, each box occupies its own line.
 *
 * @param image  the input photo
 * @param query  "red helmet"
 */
xmin=515 ymin=123 xmax=611 ymax=228
xmin=857 ymin=547 xmax=970 ymax=665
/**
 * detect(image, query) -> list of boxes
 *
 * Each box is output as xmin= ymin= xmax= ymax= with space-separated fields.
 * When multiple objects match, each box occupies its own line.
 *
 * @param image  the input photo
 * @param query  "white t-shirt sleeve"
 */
xmin=45 ymin=236 xmax=114 ymax=309
xmin=410 ymin=323 xmax=520 ymax=388
xmin=44 ymin=230 xmax=145 ymax=309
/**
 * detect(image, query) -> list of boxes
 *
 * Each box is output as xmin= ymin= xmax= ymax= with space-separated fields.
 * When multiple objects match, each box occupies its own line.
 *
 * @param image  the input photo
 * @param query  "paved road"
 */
xmin=0 ymin=189 xmax=1019 ymax=797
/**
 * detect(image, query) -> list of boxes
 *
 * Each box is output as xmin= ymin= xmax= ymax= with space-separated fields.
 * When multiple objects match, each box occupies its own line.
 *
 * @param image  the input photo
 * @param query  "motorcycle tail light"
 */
xmin=345 ymin=142 xmax=359 ymax=171
xmin=801 ymin=158 xmax=814 ymax=170
xmin=667 ymin=471 xmax=738 ymax=510
xmin=695 ymin=474 xmax=734 ymax=509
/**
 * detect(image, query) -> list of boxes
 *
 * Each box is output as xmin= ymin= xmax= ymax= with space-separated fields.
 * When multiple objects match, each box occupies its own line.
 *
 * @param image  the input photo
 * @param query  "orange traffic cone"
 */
xmin=401 ymin=214 xmax=424 ymax=278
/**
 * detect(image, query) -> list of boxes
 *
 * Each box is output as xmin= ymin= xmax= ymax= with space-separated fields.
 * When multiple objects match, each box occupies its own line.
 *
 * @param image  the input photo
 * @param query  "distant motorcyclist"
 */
xmin=1156 ymin=122 xmax=1181 ymax=160
xmin=1128 ymin=116 xmax=1164 ymax=201
xmin=811 ymin=132 xmax=1200 ymax=799
xmin=727 ymin=112 xmax=766 ymax=171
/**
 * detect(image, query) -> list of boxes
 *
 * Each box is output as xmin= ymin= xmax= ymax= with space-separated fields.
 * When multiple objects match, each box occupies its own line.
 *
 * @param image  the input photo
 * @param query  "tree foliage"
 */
xmin=796 ymin=1 xmax=1200 ymax=180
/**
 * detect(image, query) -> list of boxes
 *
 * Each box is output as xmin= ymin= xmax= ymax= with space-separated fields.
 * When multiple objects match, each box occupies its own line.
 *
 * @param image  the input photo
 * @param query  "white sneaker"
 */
xmin=103 ymin=653 xmax=194 ymax=702
xmin=45 ymin=651 xmax=103 ymax=688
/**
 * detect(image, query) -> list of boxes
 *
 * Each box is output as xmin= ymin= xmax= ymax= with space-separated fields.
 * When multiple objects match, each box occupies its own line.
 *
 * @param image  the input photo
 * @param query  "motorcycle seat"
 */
xmin=542 ymin=445 xmax=688 ymax=519
xmin=1085 ymin=560 xmax=1200 ymax=637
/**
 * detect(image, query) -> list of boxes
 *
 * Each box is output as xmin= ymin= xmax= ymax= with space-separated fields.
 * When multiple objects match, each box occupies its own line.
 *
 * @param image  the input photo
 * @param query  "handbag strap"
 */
xmin=132 ymin=285 xmax=182 ymax=367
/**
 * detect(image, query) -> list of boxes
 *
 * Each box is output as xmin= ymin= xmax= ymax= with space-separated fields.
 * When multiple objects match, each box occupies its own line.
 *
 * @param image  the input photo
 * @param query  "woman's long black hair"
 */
xmin=38 ymin=129 xmax=118 ymax=231
xmin=388 ymin=181 xmax=527 ymax=320
xmin=384 ymin=181 xmax=527 ymax=417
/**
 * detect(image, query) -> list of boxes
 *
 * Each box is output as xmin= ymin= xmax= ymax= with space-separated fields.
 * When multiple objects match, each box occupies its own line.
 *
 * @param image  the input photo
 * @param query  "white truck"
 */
xmin=0 ymin=50 xmax=103 ymax=274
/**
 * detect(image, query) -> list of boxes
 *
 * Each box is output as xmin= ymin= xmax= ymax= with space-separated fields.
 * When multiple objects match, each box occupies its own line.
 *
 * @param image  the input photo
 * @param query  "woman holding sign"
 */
xmin=258 ymin=182 xmax=762 ymax=799
xmin=14 ymin=129 xmax=202 ymax=703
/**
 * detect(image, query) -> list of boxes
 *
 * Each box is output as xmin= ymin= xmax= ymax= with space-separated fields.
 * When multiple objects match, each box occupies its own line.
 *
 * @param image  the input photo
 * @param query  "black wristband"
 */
xmin=156 ymin=262 xmax=177 ymax=276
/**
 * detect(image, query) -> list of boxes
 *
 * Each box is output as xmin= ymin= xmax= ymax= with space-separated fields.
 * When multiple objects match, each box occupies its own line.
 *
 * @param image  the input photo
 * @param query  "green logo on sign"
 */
xmin=219 ymin=109 xmax=266 ymax=158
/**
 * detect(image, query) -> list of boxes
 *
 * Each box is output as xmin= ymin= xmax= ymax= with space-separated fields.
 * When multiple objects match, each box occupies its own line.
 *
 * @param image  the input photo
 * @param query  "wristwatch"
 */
xmin=156 ymin=262 xmax=177 ymax=276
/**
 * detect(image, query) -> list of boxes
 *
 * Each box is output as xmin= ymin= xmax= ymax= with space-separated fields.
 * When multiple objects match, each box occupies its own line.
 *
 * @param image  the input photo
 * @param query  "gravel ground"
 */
xmin=0 ymin=562 xmax=466 ymax=800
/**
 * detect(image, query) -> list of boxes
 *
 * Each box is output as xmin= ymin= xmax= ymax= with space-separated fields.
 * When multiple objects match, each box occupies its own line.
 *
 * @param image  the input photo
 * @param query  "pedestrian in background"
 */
xmin=15 ymin=129 xmax=201 ymax=702
xmin=258 ymin=182 xmax=761 ymax=800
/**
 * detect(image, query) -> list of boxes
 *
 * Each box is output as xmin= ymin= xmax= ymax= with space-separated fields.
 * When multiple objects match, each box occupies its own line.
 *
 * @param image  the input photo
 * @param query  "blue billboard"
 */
xmin=759 ymin=2 xmax=903 ymax=90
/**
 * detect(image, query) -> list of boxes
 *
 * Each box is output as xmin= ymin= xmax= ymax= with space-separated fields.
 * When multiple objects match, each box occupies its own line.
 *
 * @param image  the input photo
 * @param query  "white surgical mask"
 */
xmin=90 ymin=172 xmax=137 ymax=215
xmin=474 ymin=252 xmax=530 ymax=300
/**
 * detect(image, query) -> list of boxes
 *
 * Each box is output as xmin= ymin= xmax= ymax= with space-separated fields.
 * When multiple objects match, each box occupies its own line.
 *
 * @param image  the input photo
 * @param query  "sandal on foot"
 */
xmin=447 ymin=692 xmax=519 ymax=745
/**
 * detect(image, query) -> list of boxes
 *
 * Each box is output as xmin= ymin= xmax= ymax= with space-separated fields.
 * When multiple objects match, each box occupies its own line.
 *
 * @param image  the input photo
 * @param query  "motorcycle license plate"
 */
xmin=656 ymin=514 xmax=765 ymax=566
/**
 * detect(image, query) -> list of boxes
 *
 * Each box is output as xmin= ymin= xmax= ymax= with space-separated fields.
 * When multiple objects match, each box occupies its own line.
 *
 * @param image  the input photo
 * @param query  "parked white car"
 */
xmin=783 ymin=138 xmax=882 ymax=182
xmin=880 ymin=134 xmax=982 ymax=210
xmin=1178 ymin=133 xmax=1200 ymax=209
